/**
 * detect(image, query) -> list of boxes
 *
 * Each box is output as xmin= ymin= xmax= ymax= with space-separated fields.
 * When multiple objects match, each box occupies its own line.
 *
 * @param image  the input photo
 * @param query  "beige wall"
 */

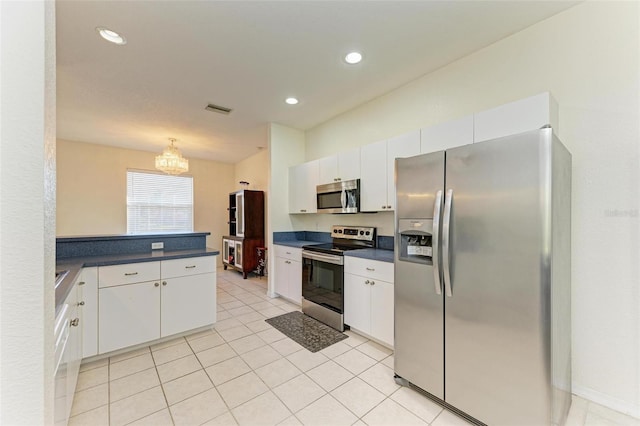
xmin=299 ymin=1 xmax=640 ymax=417
xmin=56 ymin=139 xmax=235 ymax=257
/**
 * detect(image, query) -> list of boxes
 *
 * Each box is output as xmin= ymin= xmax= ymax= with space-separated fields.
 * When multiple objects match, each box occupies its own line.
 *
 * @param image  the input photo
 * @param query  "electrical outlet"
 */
xmin=151 ymin=242 xmax=164 ymax=250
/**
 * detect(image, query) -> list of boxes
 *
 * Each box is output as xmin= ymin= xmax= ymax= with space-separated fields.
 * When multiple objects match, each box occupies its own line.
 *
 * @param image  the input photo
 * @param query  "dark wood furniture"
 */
xmin=222 ymin=190 xmax=264 ymax=279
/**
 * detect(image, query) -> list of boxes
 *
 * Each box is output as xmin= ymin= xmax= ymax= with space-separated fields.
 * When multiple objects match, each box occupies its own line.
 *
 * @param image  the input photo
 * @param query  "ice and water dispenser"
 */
xmin=397 ymin=219 xmax=433 ymax=265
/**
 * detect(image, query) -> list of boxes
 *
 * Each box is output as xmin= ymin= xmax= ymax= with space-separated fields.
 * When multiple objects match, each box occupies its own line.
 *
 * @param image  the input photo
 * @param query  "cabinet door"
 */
xmin=99 ymin=281 xmax=160 ymax=354
xmin=289 ymin=160 xmax=319 ymax=214
xmin=236 ymin=192 xmax=245 ymax=237
xmin=318 ymin=155 xmax=339 ymax=184
xmin=66 ymin=282 xmax=83 ymax=418
xmin=360 ymin=140 xmax=388 ymax=212
xmin=273 ymin=256 xmax=290 ymax=298
xmin=337 ymin=147 xmax=361 ymax=182
xmin=473 ymin=92 xmax=557 ymax=143
xmin=344 ymin=273 xmax=371 ymax=334
xmin=161 ymin=273 xmax=216 ymax=337
xmin=286 ymin=260 xmax=302 ymax=304
xmin=80 ymin=267 xmax=98 ymax=358
xmin=387 ymin=130 xmax=421 ymax=211
xmin=421 ymin=115 xmax=473 ymax=154
xmin=235 ymin=240 xmax=244 ymax=268
xmin=370 ymin=279 xmax=394 ymax=347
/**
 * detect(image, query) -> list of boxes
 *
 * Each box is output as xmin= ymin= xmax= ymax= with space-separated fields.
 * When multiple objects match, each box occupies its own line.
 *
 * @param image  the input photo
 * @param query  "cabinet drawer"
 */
xmin=99 ymin=262 xmax=160 ymax=288
xmin=344 ymin=257 xmax=394 ymax=283
xmin=162 ymin=256 xmax=216 ymax=279
xmin=273 ymin=245 xmax=302 ymax=261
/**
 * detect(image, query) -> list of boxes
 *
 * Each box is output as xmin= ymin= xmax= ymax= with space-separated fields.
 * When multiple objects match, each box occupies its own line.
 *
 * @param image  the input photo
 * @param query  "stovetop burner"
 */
xmin=302 ymin=225 xmax=376 ymax=256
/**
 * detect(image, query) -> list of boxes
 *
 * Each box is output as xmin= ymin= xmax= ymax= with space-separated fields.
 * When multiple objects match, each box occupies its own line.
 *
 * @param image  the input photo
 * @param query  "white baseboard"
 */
xmin=572 ymin=383 xmax=640 ymax=420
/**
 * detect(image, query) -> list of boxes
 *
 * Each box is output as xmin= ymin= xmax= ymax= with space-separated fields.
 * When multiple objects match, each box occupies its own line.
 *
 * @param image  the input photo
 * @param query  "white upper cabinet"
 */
xmin=473 ymin=92 xmax=558 ymax=143
xmin=386 ymin=130 xmax=420 ymax=211
xmin=360 ymin=140 xmax=387 ymax=212
xmin=421 ymin=115 xmax=474 ymax=154
xmin=289 ymin=160 xmax=319 ymax=214
xmin=360 ymin=130 xmax=419 ymax=212
xmin=318 ymin=147 xmax=361 ymax=184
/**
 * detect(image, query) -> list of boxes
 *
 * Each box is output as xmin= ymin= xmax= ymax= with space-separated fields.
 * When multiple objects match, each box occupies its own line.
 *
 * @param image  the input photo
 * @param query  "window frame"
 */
xmin=126 ymin=168 xmax=194 ymax=235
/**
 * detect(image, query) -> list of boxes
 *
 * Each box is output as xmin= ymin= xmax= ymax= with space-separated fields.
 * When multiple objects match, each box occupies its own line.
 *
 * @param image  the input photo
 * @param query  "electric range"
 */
xmin=301 ymin=225 xmax=376 ymax=331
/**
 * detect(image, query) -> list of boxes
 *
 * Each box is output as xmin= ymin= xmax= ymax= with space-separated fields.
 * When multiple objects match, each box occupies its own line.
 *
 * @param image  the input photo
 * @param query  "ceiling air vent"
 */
xmin=205 ymin=103 xmax=233 ymax=115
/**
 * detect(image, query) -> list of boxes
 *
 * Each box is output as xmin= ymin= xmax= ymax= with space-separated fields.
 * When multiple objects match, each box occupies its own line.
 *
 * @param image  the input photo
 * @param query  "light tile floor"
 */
xmin=69 ymin=268 xmax=639 ymax=426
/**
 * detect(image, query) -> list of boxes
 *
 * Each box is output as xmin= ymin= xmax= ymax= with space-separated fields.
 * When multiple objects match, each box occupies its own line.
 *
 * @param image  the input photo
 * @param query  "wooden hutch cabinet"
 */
xmin=222 ymin=190 xmax=264 ymax=278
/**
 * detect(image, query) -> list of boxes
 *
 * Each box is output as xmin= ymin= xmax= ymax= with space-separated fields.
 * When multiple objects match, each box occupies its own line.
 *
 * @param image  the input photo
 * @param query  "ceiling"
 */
xmin=56 ymin=1 xmax=578 ymax=164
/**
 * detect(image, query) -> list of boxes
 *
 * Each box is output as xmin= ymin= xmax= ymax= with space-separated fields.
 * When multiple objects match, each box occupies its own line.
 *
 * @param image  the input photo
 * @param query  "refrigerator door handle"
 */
xmin=442 ymin=189 xmax=453 ymax=297
xmin=432 ymin=190 xmax=443 ymax=295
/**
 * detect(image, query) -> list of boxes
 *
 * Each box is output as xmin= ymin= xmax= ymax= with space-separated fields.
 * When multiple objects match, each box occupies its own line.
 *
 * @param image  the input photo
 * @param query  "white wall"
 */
xmin=0 ymin=1 xmax=56 ymax=423
xmin=267 ymin=123 xmax=305 ymax=296
xmin=301 ymin=1 xmax=640 ymax=416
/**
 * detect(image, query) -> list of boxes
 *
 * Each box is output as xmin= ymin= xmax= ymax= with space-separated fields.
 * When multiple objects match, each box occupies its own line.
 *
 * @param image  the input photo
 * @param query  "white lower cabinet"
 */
xmin=99 ymin=280 xmax=161 ymax=354
xmin=344 ymin=257 xmax=394 ymax=347
xmin=273 ymin=245 xmax=302 ymax=304
xmin=65 ymin=276 xmax=83 ymax=420
xmin=161 ymin=273 xmax=216 ymax=337
xmin=80 ymin=267 xmax=98 ymax=358
xmin=97 ymin=255 xmax=217 ymax=354
xmin=54 ymin=274 xmax=84 ymax=426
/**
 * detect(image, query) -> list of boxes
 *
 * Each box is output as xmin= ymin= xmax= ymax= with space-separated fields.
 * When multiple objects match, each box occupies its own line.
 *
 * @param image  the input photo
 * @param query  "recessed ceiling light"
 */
xmin=285 ymin=97 xmax=299 ymax=105
xmin=345 ymin=51 xmax=362 ymax=64
xmin=96 ymin=27 xmax=127 ymax=45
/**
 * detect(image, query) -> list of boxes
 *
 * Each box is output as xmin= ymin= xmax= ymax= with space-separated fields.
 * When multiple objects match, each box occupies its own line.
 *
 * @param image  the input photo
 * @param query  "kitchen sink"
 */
xmin=55 ymin=270 xmax=69 ymax=289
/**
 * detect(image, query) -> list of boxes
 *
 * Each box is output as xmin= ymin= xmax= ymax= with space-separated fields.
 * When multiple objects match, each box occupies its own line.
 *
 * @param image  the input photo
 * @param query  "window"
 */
xmin=127 ymin=170 xmax=193 ymax=234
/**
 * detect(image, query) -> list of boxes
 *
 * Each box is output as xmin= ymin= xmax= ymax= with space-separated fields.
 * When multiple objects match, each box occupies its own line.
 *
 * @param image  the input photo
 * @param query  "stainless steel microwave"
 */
xmin=316 ymin=179 xmax=360 ymax=214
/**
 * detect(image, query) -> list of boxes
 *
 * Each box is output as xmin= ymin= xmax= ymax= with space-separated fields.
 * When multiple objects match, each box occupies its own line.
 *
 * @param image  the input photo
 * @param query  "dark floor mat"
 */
xmin=265 ymin=311 xmax=348 ymax=353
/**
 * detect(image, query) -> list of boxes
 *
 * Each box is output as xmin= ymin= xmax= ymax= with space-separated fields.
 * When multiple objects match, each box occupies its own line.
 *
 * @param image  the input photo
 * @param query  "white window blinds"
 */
xmin=127 ymin=170 xmax=193 ymax=234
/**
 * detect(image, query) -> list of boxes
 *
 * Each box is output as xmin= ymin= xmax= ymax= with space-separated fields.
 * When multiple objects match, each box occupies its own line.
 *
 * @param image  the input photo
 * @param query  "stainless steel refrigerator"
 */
xmin=394 ymin=128 xmax=571 ymax=426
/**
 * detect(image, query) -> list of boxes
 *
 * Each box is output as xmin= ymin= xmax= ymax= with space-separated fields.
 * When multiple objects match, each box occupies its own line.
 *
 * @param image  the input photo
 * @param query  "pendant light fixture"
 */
xmin=155 ymin=138 xmax=189 ymax=175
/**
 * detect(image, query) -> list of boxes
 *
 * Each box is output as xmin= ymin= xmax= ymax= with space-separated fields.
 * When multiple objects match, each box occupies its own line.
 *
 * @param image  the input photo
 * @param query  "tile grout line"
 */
xmin=186 ymin=329 xmax=244 ymax=425
xmin=149 ymin=345 xmax=176 ymax=426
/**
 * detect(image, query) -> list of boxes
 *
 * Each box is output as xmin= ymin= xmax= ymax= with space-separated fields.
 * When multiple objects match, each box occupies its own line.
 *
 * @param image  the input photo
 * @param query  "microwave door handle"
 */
xmin=341 ymin=188 xmax=346 ymax=209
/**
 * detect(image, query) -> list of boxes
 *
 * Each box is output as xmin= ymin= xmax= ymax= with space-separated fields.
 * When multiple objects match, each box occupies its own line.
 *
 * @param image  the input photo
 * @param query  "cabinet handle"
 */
xmin=300 ymin=209 xmax=306 ymax=213
xmin=77 ymin=301 xmax=85 ymax=306
xmin=381 ymin=206 xmax=386 ymax=209
xmin=370 ymin=281 xmax=375 ymax=285
xmin=78 ymin=281 xmax=85 ymax=286
xmin=124 ymin=272 xmax=138 ymax=276
xmin=387 ymin=205 xmax=392 ymax=209
xmin=365 ymin=280 xmax=370 ymax=285
xmin=185 ymin=265 xmax=196 ymax=269
xmin=366 ymin=267 xmax=375 ymax=271
xmin=162 ymin=281 xmax=167 ymax=286
xmin=70 ymin=318 xmax=80 ymax=327
xmin=286 ymin=252 xmax=291 ymax=255
xmin=154 ymin=282 xmax=160 ymax=287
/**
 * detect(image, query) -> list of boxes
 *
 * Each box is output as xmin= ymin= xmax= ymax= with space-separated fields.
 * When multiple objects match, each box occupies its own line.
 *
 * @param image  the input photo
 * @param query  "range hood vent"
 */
xmin=205 ymin=103 xmax=233 ymax=115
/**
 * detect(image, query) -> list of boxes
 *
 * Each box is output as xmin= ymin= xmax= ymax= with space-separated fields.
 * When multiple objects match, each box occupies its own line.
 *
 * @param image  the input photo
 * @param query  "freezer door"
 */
xmin=394 ymin=151 xmax=445 ymax=400
xmin=443 ymin=129 xmax=553 ymax=425
xmin=395 ymin=152 xmax=445 ymax=220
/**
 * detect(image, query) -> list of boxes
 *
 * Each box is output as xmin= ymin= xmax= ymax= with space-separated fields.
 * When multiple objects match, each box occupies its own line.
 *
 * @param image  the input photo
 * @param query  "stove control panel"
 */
xmin=331 ymin=226 xmax=376 ymax=242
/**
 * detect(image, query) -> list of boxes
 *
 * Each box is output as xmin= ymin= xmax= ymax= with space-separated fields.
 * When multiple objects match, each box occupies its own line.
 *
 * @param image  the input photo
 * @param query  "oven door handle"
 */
xmin=302 ymin=250 xmax=344 ymax=265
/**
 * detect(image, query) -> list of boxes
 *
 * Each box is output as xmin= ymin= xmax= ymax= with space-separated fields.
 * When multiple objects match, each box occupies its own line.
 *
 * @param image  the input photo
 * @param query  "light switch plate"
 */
xmin=151 ymin=242 xmax=164 ymax=250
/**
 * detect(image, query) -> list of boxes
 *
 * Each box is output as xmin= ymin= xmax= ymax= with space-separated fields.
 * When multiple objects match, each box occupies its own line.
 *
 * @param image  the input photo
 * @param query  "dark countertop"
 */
xmin=273 ymin=240 xmax=323 ymax=249
xmin=55 ymin=248 xmax=219 ymax=317
xmin=273 ymin=241 xmax=394 ymax=263
xmin=344 ymin=248 xmax=394 ymax=263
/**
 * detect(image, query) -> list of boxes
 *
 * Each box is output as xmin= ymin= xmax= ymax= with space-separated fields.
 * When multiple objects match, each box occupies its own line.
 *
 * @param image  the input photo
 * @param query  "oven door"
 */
xmin=301 ymin=250 xmax=344 ymax=314
xmin=316 ymin=179 xmax=359 ymax=214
